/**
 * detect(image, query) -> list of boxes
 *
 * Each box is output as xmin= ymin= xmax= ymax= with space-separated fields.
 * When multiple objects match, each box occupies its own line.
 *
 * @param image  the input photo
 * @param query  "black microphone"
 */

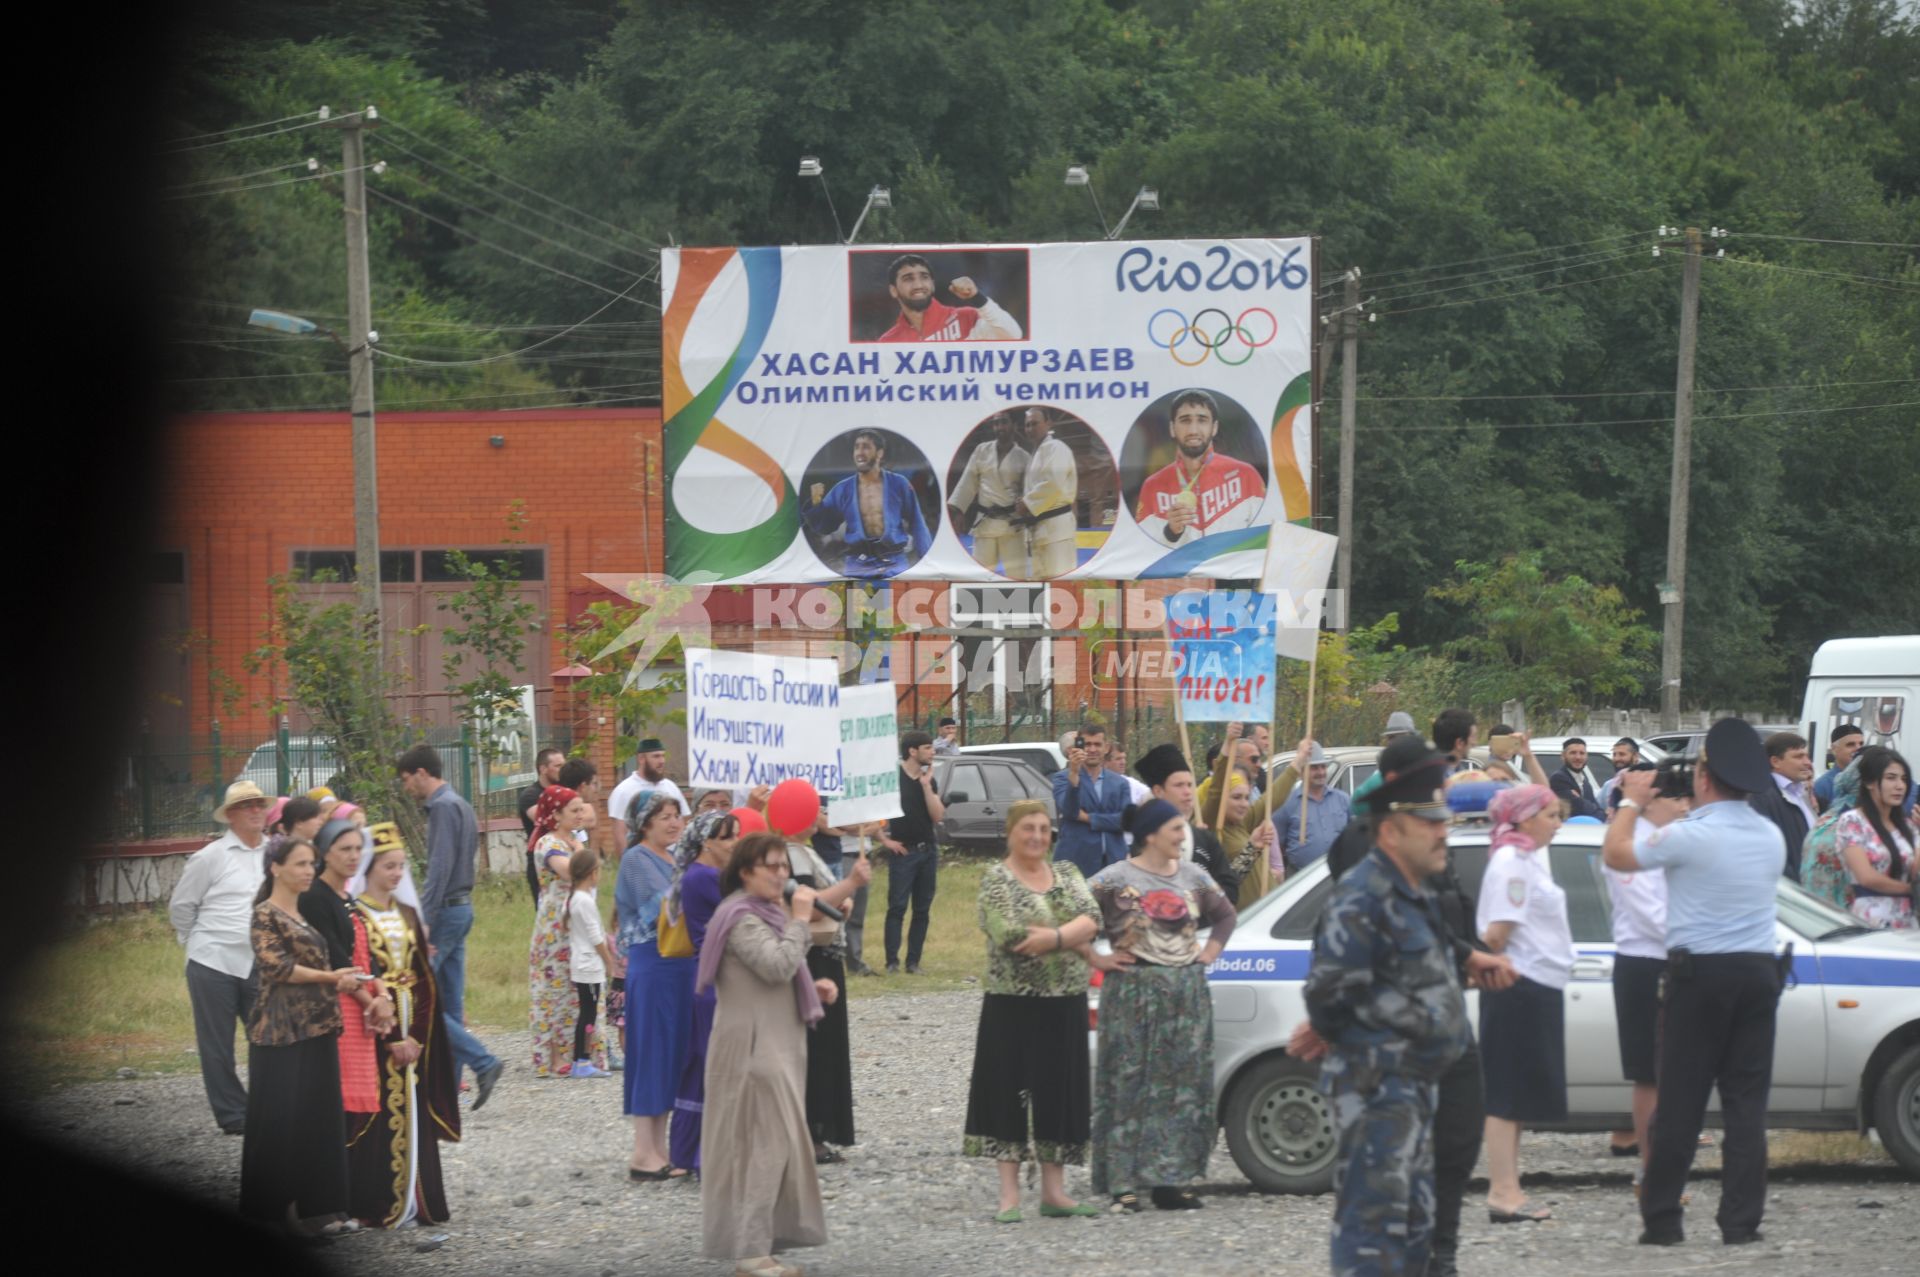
xmin=784 ymin=877 xmax=845 ymax=921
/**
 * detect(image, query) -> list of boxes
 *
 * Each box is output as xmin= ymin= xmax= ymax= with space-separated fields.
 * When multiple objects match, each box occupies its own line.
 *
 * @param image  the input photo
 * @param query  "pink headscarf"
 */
xmin=1489 ymin=784 xmax=1557 ymax=854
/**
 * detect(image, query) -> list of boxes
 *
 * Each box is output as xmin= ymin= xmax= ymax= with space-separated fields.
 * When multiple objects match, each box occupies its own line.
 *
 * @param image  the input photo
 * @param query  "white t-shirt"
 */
xmin=1477 ymin=842 xmax=1574 ymax=989
xmin=568 ymin=889 xmax=608 ymax=984
xmin=1603 ymin=818 xmax=1669 ymax=958
xmin=608 ymin=772 xmax=689 ymax=826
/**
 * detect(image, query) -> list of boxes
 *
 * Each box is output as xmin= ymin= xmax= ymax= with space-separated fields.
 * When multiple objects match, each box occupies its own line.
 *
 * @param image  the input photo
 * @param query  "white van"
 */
xmin=1799 ymin=635 xmax=1918 ymax=765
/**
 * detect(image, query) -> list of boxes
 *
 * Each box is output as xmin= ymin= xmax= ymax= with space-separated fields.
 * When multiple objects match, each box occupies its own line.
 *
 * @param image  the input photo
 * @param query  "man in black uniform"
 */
xmin=1603 ymin=717 xmax=1786 ymax=1247
xmin=1321 ymin=739 xmax=1514 ymax=1277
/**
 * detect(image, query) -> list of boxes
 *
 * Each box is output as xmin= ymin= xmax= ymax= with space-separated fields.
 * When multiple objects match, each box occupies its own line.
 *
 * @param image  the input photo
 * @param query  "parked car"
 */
xmin=1179 ymin=818 xmax=1920 ymax=1194
xmin=1645 ymin=729 xmax=1794 ymax=760
xmin=957 ymin=740 xmax=1068 ymax=778
xmin=233 ymin=736 xmax=343 ymax=797
xmin=1261 ymin=745 xmax=1393 ymax=797
xmin=932 ymin=755 xmax=1057 ymax=852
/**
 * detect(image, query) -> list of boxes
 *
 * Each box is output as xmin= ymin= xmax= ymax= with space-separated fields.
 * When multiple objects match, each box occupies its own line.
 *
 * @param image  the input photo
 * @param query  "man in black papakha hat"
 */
xmin=1603 ymin=718 xmax=1786 ymax=1248
xmin=1134 ymin=743 xmax=1240 ymax=897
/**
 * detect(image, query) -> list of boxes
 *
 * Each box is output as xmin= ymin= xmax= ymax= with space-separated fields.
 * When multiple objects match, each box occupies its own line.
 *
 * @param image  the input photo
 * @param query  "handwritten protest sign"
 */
xmin=825 ymin=684 xmax=903 ymax=826
xmin=686 ymin=649 xmax=845 ymax=794
xmin=1167 ymin=590 xmax=1278 ymax=723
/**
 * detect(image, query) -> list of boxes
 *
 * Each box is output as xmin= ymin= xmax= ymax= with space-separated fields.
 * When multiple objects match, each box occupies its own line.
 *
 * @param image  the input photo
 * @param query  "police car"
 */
xmin=1191 ymin=816 xmax=1920 ymax=1194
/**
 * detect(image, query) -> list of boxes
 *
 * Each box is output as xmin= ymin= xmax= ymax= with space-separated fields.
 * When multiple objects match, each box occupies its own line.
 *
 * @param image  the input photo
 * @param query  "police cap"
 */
xmin=1373 ymin=736 xmax=1450 ymax=820
xmin=1701 ymin=717 xmax=1770 ymax=794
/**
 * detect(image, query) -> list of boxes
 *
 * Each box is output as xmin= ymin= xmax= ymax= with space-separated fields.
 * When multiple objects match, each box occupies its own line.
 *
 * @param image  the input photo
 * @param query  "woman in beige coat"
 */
xmin=697 ymin=832 xmax=838 ymax=1277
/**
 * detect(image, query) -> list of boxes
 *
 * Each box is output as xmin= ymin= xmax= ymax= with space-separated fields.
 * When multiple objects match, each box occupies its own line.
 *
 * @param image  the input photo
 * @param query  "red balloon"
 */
xmin=730 ymin=806 xmax=767 ymax=835
xmin=765 ymin=779 xmax=822 ymax=837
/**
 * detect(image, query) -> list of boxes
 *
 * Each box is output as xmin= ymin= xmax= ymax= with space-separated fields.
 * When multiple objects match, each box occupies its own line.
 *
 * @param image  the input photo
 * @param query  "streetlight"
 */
xmin=798 ymin=155 xmax=844 ymax=243
xmin=848 ymin=186 xmax=891 ymax=244
xmin=247 ymin=306 xmax=383 ymax=632
xmin=1063 ymin=164 xmax=1161 ymax=239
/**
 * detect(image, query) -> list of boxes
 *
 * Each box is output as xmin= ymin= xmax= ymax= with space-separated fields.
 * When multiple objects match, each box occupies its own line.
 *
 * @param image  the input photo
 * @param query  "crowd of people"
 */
xmin=165 ymin=707 xmax=1911 ymax=1270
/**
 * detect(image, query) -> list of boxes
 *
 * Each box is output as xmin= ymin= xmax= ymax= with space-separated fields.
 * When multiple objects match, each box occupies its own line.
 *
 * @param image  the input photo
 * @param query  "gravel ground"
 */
xmin=19 ymin=990 xmax=1918 ymax=1276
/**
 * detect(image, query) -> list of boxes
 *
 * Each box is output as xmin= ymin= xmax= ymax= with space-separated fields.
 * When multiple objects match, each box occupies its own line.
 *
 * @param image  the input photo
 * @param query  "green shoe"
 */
xmin=993 ymin=1207 xmax=1023 ymax=1224
xmin=1039 ymin=1202 xmax=1101 ymax=1218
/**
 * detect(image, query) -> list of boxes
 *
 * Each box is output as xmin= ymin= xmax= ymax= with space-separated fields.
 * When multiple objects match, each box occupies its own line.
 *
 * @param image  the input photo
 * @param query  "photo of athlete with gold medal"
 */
xmin=1120 ymin=387 xmax=1269 ymax=548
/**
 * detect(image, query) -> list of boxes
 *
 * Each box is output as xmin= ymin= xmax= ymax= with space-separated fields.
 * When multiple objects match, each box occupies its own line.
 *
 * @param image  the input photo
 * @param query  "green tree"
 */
xmin=437 ymin=504 xmax=543 ymax=792
xmin=1428 ymin=555 xmax=1658 ymax=718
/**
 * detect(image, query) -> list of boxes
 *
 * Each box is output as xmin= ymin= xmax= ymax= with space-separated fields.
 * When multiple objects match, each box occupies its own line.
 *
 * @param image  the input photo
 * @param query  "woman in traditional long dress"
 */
xmin=699 ymin=833 xmax=836 ymax=1275
xmin=529 ymin=786 xmax=606 ymax=1077
xmin=239 ymin=838 xmax=358 ymax=1236
xmin=346 ymin=827 xmax=461 ymax=1226
xmin=667 ymin=808 xmax=749 ymax=1174
xmin=617 ymin=794 xmax=691 ymax=1179
xmin=298 ymin=819 xmax=389 ymax=1118
xmin=1087 ymin=798 xmax=1237 ymax=1212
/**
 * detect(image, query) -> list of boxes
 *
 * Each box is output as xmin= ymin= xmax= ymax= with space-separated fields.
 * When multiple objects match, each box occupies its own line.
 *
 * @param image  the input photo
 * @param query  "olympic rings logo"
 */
xmin=1146 ymin=307 xmax=1277 ymax=367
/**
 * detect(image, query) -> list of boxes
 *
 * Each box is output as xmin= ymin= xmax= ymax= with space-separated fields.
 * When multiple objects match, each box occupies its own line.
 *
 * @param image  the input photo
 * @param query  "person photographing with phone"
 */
xmin=1053 ymin=723 xmax=1130 ymax=876
xmin=878 ymin=731 xmax=946 ymax=974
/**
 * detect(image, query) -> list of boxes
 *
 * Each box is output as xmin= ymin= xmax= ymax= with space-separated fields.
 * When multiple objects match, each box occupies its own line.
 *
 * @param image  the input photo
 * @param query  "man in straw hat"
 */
xmin=169 ymin=780 xmax=273 ymax=1133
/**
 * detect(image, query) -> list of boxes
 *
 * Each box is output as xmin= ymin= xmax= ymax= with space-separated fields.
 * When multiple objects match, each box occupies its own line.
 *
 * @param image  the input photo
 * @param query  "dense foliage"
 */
xmin=163 ymin=0 xmax=1917 ymax=709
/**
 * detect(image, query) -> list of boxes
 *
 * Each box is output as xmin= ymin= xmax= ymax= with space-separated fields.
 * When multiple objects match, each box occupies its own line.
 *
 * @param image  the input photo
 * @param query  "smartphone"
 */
xmin=1490 ymin=734 xmax=1519 ymax=760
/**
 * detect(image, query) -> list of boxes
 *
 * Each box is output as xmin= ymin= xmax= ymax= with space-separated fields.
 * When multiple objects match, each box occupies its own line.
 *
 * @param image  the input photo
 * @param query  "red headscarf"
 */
xmin=531 ymin=785 xmax=581 ymax=846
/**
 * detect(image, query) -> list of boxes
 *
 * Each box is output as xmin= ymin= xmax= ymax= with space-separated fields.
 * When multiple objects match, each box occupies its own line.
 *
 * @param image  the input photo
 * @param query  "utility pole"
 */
xmin=1336 ymin=268 xmax=1360 ymax=633
xmin=1659 ymin=227 xmax=1702 ymax=732
xmin=331 ymin=107 xmax=383 ymax=647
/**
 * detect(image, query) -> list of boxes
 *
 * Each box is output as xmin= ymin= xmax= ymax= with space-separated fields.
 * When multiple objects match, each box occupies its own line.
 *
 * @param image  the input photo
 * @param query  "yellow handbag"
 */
xmin=656 ymin=898 xmax=695 ymax=958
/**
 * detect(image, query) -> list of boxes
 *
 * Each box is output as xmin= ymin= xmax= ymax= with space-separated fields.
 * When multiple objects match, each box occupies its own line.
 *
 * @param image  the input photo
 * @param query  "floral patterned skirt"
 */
xmin=1089 ymin=963 xmax=1215 ymax=1195
xmin=963 ymin=992 xmax=1089 ymax=1165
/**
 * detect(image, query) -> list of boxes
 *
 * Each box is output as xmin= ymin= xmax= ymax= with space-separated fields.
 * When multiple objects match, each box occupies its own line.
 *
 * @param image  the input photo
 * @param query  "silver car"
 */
xmin=1201 ymin=819 xmax=1920 ymax=1192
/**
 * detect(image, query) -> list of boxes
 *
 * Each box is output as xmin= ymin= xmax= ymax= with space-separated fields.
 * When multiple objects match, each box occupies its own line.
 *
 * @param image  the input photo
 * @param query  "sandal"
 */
xmin=813 ymin=1144 xmax=845 ymax=1165
xmin=1488 ymin=1200 xmax=1552 ymax=1223
xmin=629 ymin=1164 xmax=675 ymax=1181
xmin=1150 ymin=1187 xmax=1205 ymax=1211
xmin=1110 ymin=1193 xmax=1142 ymax=1213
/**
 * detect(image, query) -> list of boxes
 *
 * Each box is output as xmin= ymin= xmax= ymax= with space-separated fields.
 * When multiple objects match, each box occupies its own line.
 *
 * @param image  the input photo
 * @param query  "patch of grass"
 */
xmin=10 ymin=854 xmax=1003 ymax=1088
xmin=1771 ymin=1131 xmax=1895 ymax=1167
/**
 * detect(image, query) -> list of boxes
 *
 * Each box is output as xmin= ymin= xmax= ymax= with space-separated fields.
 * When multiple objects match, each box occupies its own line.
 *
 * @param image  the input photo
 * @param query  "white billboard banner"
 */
xmin=662 ymin=239 xmax=1315 ymax=584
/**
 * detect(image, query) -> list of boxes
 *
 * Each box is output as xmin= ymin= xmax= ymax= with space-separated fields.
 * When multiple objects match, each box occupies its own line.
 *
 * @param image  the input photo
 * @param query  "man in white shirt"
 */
xmin=607 ymin=738 xmax=690 ymax=832
xmin=169 ymin=781 xmax=272 ymax=1133
xmin=1601 ymin=775 xmax=1688 ymax=1174
xmin=1018 ymin=407 xmax=1079 ymax=579
xmin=947 ymin=413 xmax=1031 ymax=576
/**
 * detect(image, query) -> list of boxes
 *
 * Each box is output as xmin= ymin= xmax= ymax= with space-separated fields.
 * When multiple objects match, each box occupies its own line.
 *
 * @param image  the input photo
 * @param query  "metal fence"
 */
xmin=97 ymin=722 xmax=575 ymax=844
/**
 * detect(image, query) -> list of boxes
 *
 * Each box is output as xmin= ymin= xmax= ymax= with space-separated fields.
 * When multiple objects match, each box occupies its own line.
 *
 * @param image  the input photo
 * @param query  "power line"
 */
xmin=1321 ymin=230 xmax=1649 ymax=293
xmin=1357 ymin=398 xmax=1918 ymax=432
xmin=164 ymin=110 xmax=366 ymax=155
xmin=368 ymin=187 xmax=662 ymax=310
xmin=370 ymin=133 xmax=655 ymax=265
xmin=1730 ymin=233 xmax=1915 ymax=249
xmin=1382 ymin=263 xmax=1670 ymax=315
xmin=376 ymin=275 xmax=659 ymax=365
xmin=162 ymin=162 xmax=382 ymax=203
xmin=1356 ymin=376 xmax=1919 ymax=403
xmin=1369 ymin=246 xmax=1650 ymax=305
xmin=198 ymin=379 xmax=663 ymax=413
xmin=164 ymin=158 xmax=317 ymax=193
xmin=169 ymin=109 xmax=329 ymax=145
xmin=377 ymin=168 xmax=655 ymax=282
xmin=381 ymin=117 xmax=662 ymax=254
xmin=1707 ymin=254 xmax=1919 ymax=293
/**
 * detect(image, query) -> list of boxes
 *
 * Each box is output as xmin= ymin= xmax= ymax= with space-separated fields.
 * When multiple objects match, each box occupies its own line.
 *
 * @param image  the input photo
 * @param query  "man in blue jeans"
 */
xmin=399 ymin=744 xmax=505 ymax=1108
xmin=878 ymin=730 xmax=945 ymax=974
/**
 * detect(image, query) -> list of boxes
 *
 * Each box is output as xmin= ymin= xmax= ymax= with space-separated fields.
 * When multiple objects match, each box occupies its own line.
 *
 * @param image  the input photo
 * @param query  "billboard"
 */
xmin=662 ymin=239 xmax=1315 ymax=584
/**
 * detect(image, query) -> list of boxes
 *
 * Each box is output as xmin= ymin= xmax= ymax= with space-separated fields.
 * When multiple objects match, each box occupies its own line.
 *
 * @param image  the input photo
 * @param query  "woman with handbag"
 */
xmin=666 ymin=808 xmax=751 ymax=1176
xmin=616 ymin=794 xmax=691 ymax=1179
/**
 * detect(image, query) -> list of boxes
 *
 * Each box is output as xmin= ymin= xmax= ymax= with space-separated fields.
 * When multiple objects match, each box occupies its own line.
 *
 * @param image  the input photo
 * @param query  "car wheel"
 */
xmin=1872 ymin=1042 xmax=1920 ymax=1178
xmin=1222 ymin=1053 xmax=1337 ymax=1194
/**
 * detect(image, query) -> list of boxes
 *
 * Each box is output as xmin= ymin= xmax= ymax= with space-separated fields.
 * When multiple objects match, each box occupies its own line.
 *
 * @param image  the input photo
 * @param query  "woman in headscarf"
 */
xmin=528 ymin=785 xmax=605 ymax=1078
xmin=1087 ymin=798 xmax=1237 ymax=1212
xmin=618 ymin=795 xmax=693 ymax=1179
xmin=348 ymin=824 xmax=461 ymax=1226
xmin=698 ymin=832 xmax=835 ymax=1275
xmin=1802 ymin=757 xmax=1864 ymax=909
xmin=297 ymin=819 xmax=388 ymax=1118
xmin=1474 ymin=784 xmax=1572 ymax=1223
xmin=666 ymin=807 xmax=753 ymax=1177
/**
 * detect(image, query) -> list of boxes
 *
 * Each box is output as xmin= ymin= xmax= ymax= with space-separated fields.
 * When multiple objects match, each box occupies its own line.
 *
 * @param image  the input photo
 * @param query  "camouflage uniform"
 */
xmin=1306 ymin=846 xmax=1471 ymax=1277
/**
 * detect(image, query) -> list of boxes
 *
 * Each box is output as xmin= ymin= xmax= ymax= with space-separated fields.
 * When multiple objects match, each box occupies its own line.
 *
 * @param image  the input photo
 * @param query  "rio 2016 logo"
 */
xmin=1146 ymin=306 xmax=1277 ymax=366
xmin=1115 ymin=244 xmax=1309 ymax=294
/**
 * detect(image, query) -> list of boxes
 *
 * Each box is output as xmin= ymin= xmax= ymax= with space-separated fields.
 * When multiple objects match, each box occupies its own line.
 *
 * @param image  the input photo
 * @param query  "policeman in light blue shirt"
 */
xmin=1603 ymin=718 xmax=1785 ymax=1249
